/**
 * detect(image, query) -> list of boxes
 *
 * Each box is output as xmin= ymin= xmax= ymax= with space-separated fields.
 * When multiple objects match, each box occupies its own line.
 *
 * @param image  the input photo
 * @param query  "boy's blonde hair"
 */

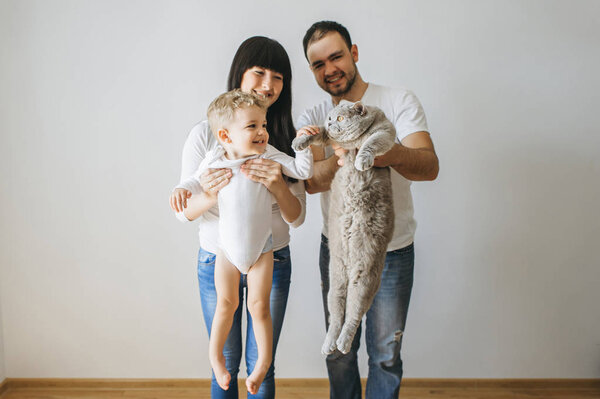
xmin=207 ymin=89 xmax=268 ymax=136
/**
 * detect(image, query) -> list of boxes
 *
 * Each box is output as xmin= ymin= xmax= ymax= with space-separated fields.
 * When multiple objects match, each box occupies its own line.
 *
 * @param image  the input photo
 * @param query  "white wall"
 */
xmin=1 ymin=0 xmax=599 ymax=379
xmin=0 ymin=292 xmax=5 ymax=383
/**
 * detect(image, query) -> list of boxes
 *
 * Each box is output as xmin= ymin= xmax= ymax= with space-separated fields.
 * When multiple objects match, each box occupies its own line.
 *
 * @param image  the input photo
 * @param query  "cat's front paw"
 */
xmin=355 ymin=153 xmax=375 ymax=171
xmin=292 ymin=135 xmax=312 ymax=152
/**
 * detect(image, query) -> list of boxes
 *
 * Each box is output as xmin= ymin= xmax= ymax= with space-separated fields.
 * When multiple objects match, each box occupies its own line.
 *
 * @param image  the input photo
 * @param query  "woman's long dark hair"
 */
xmin=227 ymin=37 xmax=296 ymax=162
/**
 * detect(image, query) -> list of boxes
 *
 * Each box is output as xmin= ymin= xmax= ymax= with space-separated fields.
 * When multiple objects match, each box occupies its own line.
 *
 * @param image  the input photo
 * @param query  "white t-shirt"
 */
xmin=178 ymin=144 xmax=312 ymax=272
xmin=296 ymin=83 xmax=429 ymax=251
xmin=174 ymin=120 xmax=309 ymax=254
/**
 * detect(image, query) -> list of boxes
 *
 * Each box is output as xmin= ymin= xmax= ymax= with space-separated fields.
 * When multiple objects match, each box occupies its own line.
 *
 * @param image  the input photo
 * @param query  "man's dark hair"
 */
xmin=302 ymin=21 xmax=352 ymax=60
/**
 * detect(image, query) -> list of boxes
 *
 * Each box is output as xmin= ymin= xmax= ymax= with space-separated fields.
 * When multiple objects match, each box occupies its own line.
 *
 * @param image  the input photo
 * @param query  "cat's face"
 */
xmin=326 ymin=101 xmax=372 ymax=143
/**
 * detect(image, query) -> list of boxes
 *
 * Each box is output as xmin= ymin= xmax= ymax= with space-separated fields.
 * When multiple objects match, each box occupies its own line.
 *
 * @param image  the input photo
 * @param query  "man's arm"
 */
xmin=372 ymin=131 xmax=439 ymax=181
xmin=305 ymin=145 xmax=340 ymax=194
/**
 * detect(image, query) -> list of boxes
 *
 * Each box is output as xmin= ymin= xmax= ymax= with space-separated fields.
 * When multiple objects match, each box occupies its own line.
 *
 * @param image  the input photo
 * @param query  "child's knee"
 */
xmin=216 ymin=296 xmax=239 ymax=315
xmin=247 ymin=299 xmax=270 ymax=320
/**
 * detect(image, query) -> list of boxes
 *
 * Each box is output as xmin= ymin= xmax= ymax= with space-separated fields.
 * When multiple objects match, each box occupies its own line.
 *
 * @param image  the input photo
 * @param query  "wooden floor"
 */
xmin=1 ymin=379 xmax=599 ymax=399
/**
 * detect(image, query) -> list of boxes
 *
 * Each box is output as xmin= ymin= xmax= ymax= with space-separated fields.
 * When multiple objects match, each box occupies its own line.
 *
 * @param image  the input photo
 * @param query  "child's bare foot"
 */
xmin=215 ymin=371 xmax=231 ymax=391
xmin=210 ymin=353 xmax=231 ymax=391
xmin=246 ymin=363 xmax=269 ymax=395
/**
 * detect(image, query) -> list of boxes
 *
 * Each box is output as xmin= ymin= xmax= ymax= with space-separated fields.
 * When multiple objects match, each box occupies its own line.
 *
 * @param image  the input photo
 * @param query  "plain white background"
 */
xmin=1 ymin=0 xmax=599 ymax=380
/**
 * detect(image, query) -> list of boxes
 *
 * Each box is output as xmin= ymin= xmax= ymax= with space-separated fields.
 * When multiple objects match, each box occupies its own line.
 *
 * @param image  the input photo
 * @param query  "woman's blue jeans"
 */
xmin=319 ymin=234 xmax=415 ymax=399
xmin=197 ymin=245 xmax=292 ymax=399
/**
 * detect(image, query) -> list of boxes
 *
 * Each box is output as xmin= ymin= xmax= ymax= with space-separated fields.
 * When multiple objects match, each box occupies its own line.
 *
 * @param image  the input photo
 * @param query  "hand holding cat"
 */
xmin=296 ymin=125 xmax=321 ymax=137
xmin=372 ymin=144 xmax=400 ymax=167
xmin=334 ymin=144 xmax=399 ymax=168
xmin=332 ymin=143 xmax=348 ymax=166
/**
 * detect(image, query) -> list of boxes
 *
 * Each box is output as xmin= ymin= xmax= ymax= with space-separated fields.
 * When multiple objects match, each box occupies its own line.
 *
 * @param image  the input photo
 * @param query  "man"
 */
xmin=297 ymin=21 xmax=439 ymax=399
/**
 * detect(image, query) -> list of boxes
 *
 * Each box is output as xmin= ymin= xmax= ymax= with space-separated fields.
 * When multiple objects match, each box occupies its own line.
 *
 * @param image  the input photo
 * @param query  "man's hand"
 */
xmin=332 ymin=143 xmax=348 ymax=166
xmin=332 ymin=143 xmax=398 ymax=168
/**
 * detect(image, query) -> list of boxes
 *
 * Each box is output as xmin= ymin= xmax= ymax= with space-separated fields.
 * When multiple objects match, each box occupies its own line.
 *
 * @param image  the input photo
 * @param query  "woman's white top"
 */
xmin=174 ymin=121 xmax=311 ymax=257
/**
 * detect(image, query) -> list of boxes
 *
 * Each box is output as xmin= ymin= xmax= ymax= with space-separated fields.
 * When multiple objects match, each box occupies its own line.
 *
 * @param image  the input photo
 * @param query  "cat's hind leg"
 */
xmin=322 ymin=254 xmax=348 ymax=355
xmin=336 ymin=261 xmax=383 ymax=354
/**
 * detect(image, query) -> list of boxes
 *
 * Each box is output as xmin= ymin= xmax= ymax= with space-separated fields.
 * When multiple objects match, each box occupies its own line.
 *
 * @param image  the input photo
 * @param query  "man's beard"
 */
xmin=323 ymin=65 xmax=357 ymax=97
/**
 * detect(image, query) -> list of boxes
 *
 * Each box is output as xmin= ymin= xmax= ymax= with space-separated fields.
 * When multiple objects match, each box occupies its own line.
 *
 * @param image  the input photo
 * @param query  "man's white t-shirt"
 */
xmin=296 ymin=83 xmax=429 ymax=251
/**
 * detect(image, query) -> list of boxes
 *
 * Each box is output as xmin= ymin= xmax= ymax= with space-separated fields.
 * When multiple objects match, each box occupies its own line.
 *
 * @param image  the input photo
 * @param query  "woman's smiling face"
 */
xmin=240 ymin=66 xmax=284 ymax=107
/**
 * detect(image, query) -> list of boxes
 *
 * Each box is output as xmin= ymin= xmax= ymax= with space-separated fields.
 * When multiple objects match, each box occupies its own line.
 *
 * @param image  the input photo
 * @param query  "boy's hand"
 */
xmin=200 ymin=168 xmax=232 ymax=197
xmin=296 ymin=125 xmax=320 ymax=137
xmin=170 ymin=188 xmax=192 ymax=213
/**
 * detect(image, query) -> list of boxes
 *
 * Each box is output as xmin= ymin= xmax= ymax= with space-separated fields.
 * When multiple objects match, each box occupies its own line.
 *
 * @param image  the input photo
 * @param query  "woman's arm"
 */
xmin=174 ymin=167 xmax=232 ymax=220
xmin=272 ymin=179 xmax=302 ymax=224
xmin=286 ymin=180 xmax=307 ymax=228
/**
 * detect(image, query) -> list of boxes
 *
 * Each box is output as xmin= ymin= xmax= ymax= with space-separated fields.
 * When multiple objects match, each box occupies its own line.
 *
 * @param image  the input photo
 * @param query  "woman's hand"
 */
xmin=241 ymin=158 xmax=286 ymax=195
xmin=242 ymin=157 xmax=302 ymax=224
xmin=170 ymin=188 xmax=192 ymax=213
xmin=200 ymin=168 xmax=232 ymax=197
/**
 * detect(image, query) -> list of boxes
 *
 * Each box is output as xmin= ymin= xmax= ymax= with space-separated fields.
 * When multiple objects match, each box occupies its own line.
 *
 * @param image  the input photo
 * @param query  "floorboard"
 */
xmin=1 ymin=379 xmax=598 ymax=399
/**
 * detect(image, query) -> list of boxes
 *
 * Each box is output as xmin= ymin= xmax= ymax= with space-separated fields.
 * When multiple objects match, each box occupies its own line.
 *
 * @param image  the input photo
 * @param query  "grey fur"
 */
xmin=293 ymin=101 xmax=396 ymax=354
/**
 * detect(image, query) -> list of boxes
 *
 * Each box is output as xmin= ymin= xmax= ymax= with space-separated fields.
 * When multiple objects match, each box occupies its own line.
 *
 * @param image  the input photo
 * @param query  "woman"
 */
xmin=169 ymin=36 xmax=304 ymax=399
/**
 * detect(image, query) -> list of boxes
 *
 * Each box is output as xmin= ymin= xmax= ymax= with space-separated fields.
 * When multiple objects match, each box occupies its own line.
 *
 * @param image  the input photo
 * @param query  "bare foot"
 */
xmin=210 ymin=353 xmax=231 ymax=391
xmin=246 ymin=364 xmax=269 ymax=395
xmin=215 ymin=371 xmax=231 ymax=391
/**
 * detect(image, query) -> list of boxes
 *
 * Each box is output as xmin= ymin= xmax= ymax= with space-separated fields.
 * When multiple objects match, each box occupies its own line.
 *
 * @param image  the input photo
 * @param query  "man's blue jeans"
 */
xmin=319 ymin=234 xmax=414 ymax=399
xmin=197 ymin=245 xmax=292 ymax=399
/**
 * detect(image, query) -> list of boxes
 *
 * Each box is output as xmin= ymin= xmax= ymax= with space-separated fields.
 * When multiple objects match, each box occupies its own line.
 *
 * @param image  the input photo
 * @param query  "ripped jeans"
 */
xmin=319 ymin=235 xmax=415 ymax=399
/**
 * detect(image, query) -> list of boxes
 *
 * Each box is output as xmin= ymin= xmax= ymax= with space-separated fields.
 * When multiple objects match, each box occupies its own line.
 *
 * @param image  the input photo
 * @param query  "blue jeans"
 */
xmin=197 ymin=245 xmax=292 ymax=399
xmin=319 ymin=234 xmax=414 ymax=399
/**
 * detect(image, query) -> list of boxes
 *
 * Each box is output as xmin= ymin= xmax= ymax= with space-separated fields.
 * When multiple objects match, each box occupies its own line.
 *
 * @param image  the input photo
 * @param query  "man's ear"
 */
xmin=218 ymin=128 xmax=231 ymax=143
xmin=351 ymin=44 xmax=358 ymax=63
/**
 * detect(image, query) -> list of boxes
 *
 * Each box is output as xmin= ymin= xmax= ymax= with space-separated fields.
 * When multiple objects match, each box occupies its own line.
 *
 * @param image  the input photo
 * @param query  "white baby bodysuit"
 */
xmin=182 ymin=145 xmax=313 ymax=273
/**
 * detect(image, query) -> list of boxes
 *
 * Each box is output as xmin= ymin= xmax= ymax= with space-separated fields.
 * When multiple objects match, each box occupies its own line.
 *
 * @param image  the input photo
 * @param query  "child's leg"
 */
xmin=209 ymin=249 xmax=241 ymax=391
xmin=244 ymin=250 xmax=274 ymax=395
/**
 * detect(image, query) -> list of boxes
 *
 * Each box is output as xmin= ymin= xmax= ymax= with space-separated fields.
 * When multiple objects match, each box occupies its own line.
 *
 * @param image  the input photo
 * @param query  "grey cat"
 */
xmin=292 ymin=101 xmax=396 ymax=354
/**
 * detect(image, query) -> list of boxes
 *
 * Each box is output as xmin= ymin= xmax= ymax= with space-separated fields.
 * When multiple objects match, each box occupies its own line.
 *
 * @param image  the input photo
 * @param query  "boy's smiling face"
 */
xmin=219 ymin=105 xmax=269 ymax=159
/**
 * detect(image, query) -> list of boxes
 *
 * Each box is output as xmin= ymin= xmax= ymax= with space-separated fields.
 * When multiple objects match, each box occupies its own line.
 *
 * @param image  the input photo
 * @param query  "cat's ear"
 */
xmin=353 ymin=101 xmax=367 ymax=116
